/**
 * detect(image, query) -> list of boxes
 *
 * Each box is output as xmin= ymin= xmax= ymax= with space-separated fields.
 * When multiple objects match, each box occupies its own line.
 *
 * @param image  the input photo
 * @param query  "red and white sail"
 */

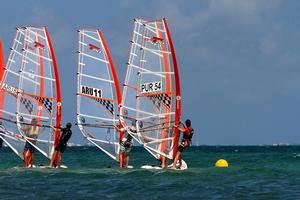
xmin=0 ymin=27 xmax=62 ymax=160
xmin=76 ymin=29 xmax=122 ymax=161
xmin=120 ymin=18 xmax=181 ymax=160
xmin=16 ymin=27 xmax=62 ymax=159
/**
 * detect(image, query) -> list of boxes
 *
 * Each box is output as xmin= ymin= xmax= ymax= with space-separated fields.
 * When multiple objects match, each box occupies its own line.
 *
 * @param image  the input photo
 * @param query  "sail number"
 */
xmin=140 ymin=81 xmax=162 ymax=93
xmin=81 ymin=85 xmax=102 ymax=98
xmin=0 ymin=83 xmax=21 ymax=95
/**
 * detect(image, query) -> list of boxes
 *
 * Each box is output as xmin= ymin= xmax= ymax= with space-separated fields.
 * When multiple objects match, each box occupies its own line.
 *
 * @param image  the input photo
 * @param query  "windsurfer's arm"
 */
xmin=114 ymin=125 xmax=125 ymax=132
xmin=174 ymin=125 xmax=186 ymax=132
xmin=50 ymin=125 xmax=62 ymax=131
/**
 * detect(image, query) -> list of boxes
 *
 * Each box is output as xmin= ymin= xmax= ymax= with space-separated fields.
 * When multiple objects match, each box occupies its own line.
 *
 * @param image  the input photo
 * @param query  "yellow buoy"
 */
xmin=215 ymin=159 xmax=229 ymax=168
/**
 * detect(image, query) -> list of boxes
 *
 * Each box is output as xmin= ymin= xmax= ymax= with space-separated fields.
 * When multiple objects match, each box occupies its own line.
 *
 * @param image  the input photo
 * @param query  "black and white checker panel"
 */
xmin=33 ymin=96 xmax=53 ymax=113
xmin=20 ymin=97 xmax=34 ymax=113
xmin=147 ymin=93 xmax=171 ymax=109
xmin=94 ymin=98 xmax=114 ymax=115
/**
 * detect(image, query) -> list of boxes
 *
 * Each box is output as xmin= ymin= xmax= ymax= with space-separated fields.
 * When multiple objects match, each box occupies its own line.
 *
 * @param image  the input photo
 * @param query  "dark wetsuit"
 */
xmin=120 ymin=133 xmax=133 ymax=153
xmin=178 ymin=127 xmax=194 ymax=152
xmin=120 ymin=126 xmax=135 ymax=154
xmin=55 ymin=128 xmax=72 ymax=153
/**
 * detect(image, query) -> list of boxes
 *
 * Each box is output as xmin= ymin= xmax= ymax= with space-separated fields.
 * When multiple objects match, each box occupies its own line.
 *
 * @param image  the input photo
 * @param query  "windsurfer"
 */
xmin=50 ymin=122 xmax=72 ymax=168
xmin=23 ymin=118 xmax=40 ymax=168
xmin=172 ymin=119 xmax=194 ymax=169
xmin=114 ymin=120 xmax=136 ymax=168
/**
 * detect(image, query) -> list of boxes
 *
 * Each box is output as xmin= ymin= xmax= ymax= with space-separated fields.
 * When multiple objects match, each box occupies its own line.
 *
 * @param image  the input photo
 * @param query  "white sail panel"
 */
xmin=77 ymin=29 xmax=122 ymax=161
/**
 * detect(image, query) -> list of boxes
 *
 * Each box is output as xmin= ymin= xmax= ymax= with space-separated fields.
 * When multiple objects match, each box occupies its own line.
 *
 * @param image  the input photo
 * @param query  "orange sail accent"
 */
xmin=163 ymin=19 xmax=181 ymax=159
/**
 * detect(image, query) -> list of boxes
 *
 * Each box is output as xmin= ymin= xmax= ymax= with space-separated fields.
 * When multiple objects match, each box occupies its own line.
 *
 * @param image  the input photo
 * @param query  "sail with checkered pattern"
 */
xmin=76 ymin=29 xmax=122 ymax=161
xmin=120 ymin=18 xmax=182 ymax=161
xmin=13 ymin=27 xmax=62 ymax=160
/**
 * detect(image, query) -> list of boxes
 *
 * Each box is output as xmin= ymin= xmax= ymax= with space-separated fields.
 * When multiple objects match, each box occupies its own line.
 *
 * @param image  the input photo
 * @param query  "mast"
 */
xmin=44 ymin=27 xmax=62 ymax=149
xmin=163 ymin=19 xmax=181 ymax=158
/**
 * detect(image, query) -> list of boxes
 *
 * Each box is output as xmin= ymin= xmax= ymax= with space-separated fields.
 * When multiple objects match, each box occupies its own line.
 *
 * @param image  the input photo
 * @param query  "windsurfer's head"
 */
xmin=185 ymin=119 xmax=191 ymax=127
xmin=66 ymin=122 xmax=72 ymax=129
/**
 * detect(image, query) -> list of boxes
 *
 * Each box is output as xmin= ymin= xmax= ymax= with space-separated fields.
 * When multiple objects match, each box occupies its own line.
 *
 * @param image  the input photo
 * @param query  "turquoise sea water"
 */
xmin=1 ymin=146 xmax=300 ymax=199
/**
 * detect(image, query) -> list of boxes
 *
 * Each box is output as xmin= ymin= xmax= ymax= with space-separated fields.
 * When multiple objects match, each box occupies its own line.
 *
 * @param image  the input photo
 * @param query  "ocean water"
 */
xmin=0 ymin=146 xmax=300 ymax=199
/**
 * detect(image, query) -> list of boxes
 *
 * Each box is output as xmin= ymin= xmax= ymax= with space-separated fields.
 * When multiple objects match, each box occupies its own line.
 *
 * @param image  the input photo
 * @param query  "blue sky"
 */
xmin=1 ymin=0 xmax=300 ymax=145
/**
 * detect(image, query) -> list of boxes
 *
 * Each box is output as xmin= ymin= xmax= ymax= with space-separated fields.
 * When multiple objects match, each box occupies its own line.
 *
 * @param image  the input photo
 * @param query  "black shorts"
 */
xmin=55 ymin=142 xmax=67 ymax=153
xmin=178 ymin=141 xmax=190 ymax=152
xmin=24 ymin=141 xmax=35 ymax=153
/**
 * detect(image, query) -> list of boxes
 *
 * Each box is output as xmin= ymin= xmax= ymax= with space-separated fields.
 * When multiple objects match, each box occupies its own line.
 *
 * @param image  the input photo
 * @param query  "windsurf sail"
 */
xmin=76 ymin=29 xmax=122 ymax=161
xmin=0 ymin=27 xmax=62 ymax=160
xmin=16 ymin=27 xmax=62 ymax=159
xmin=120 ymin=18 xmax=181 ymax=160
